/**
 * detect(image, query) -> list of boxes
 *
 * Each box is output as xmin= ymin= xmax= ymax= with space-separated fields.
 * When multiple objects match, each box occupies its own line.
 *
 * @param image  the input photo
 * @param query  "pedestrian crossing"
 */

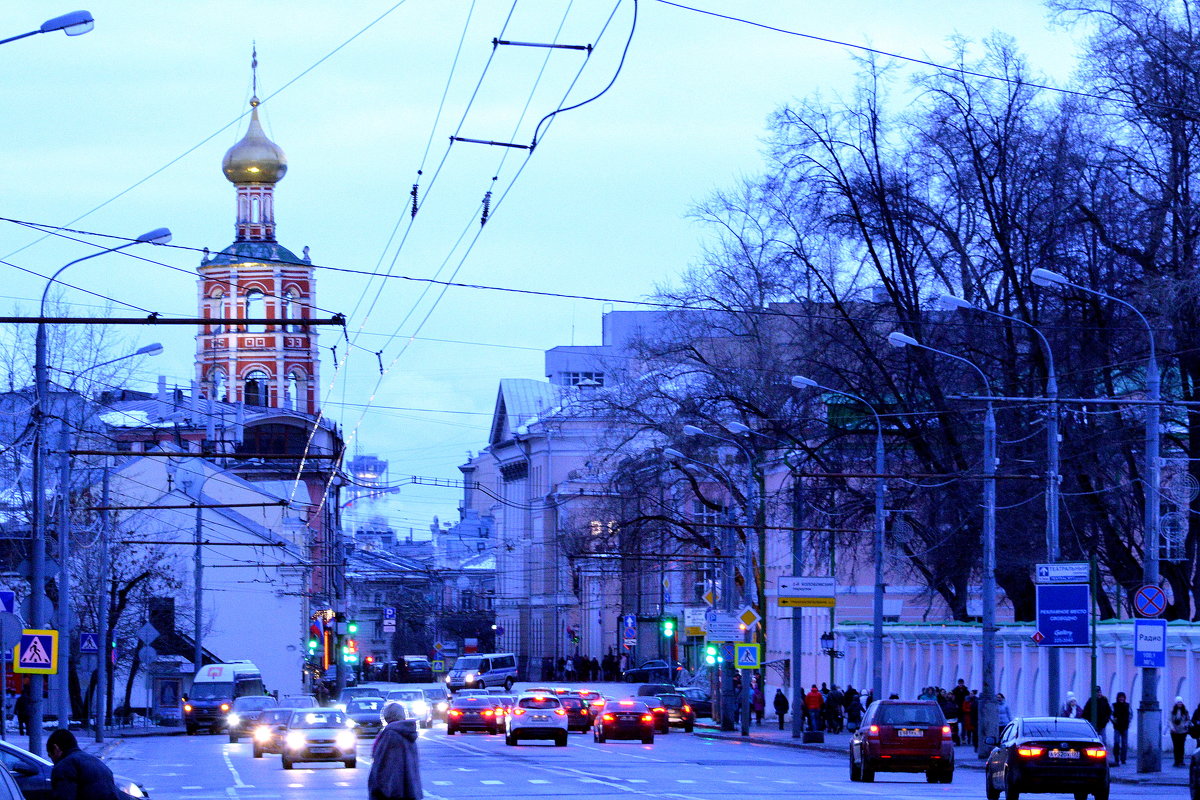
xmin=421 ymin=776 xmax=801 ymax=787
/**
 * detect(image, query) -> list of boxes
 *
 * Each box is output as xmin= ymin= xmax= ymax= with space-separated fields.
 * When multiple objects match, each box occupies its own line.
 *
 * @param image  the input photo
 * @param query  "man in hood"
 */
xmin=369 ymin=701 xmax=423 ymax=800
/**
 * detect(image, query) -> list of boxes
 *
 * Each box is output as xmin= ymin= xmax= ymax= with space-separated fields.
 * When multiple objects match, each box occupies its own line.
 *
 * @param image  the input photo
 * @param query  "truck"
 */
xmin=182 ymin=661 xmax=266 ymax=734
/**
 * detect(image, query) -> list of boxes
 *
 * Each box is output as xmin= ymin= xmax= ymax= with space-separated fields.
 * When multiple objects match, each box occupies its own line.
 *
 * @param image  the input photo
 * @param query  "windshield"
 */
xmin=233 ymin=696 xmax=275 ymax=711
xmin=393 ymin=691 xmax=424 ymax=702
xmin=875 ymin=704 xmax=943 ymax=726
xmin=422 ymin=689 xmax=444 ymax=700
xmin=454 ymin=657 xmax=481 ymax=670
xmin=348 ymin=699 xmax=383 ymax=713
xmin=190 ymin=682 xmax=234 ymax=701
xmin=291 ymin=711 xmax=345 ymax=729
xmin=260 ymin=710 xmax=292 ymax=725
xmin=1022 ymin=720 xmax=1097 ymax=738
xmin=519 ymin=696 xmax=561 ymax=709
xmin=659 ymin=695 xmax=685 ymax=708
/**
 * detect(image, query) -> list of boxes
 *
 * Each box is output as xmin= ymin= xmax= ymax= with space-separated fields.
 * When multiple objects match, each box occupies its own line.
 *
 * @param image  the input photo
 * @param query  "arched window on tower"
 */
xmin=210 ymin=289 xmax=225 ymax=335
xmin=209 ymin=368 xmax=227 ymax=402
xmin=250 ymin=195 xmax=261 ymax=223
xmin=245 ymin=289 xmax=265 ymax=333
xmin=285 ymin=370 xmax=306 ymax=411
xmin=281 ymin=290 xmax=296 ymax=332
xmin=244 ymin=369 xmax=269 ymax=407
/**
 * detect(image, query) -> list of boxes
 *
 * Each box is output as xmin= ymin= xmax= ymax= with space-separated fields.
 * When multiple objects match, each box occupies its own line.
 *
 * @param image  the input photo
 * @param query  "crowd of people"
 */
xmin=765 ymin=682 xmax=868 ymax=733
xmin=537 ymin=654 xmax=619 ymax=682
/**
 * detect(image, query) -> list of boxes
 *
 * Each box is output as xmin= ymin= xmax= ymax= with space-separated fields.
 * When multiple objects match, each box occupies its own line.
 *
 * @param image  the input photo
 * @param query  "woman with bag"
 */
xmin=1169 ymin=697 xmax=1190 ymax=767
xmin=369 ymin=702 xmax=423 ymax=800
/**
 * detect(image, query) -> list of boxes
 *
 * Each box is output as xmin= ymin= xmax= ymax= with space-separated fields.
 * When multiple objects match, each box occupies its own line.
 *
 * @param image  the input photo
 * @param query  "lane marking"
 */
xmin=221 ymin=748 xmax=248 ymax=789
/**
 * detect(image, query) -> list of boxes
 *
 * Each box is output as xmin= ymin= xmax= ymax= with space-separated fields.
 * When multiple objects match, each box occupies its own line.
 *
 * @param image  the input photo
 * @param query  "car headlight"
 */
xmin=445 ymin=675 xmax=451 ymax=683
xmin=345 ymin=719 xmax=357 ymax=728
xmin=253 ymin=725 xmax=271 ymax=742
xmin=464 ymin=673 xmax=475 ymax=683
xmin=437 ymin=701 xmax=448 ymax=713
xmin=286 ymin=731 xmax=306 ymax=750
xmin=227 ymin=713 xmax=241 ymax=726
xmin=335 ymin=731 xmax=355 ymax=750
xmin=114 ymin=778 xmax=145 ymax=798
xmin=413 ymin=701 xmax=429 ymax=715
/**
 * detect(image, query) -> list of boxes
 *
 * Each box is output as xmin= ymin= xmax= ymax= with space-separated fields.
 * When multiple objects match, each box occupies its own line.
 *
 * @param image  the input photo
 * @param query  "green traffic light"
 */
xmin=348 ymin=620 xmax=359 ymax=634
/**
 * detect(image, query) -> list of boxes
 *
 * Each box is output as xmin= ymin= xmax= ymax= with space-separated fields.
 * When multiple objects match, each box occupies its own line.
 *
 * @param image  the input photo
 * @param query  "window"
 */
xmin=285 ymin=371 xmax=306 ymax=411
xmin=566 ymin=371 xmax=604 ymax=387
xmin=692 ymin=499 xmax=722 ymax=528
xmin=209 ymin=368 xmax=227 ymax=402
xmin=210 ymin=289 xmax=226 ymax=334
xmin=243 ymin=370 xmax=269 ymax=406
xmin=281 ymin=290 xmax=297 ymax=332
xmin=245 ymin=289 xmax=265 ymax=333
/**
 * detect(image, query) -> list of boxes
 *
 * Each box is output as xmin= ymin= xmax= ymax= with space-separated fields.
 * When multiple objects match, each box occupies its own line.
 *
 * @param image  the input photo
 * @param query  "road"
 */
xmin=108 ymin=724 xmax=1181 ymax=800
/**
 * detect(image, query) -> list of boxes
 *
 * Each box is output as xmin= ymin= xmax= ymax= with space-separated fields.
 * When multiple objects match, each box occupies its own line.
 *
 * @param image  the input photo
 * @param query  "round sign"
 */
xmin=493 ymin=625 xmax=504 ymax=637
xmin=1134 ymin=585 xmax=1167 ymax=618
xmin=0 ymin=613 xmax=22 ymax=650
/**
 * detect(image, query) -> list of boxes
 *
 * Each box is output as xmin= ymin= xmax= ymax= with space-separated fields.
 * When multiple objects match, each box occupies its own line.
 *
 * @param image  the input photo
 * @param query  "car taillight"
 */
xmin=867 ymin=724 xmax=879 ymax=736
xmin=555 ymin=708 xmax=567 ymax=716
xmin=1017 ymin=746 xmax=1045 ymax=758
xmin=942 ymin=725 xmax=952 ymax=738
xmin=641 ymin=714 xmax=653 ymax=722
xmin=483 ymin=709 xmax=493 ymax=717
xmin=1085 ymin=748 xmax=1107 ymax=759
xmin=602 ymin=713 xmax=615 ymax=722
xmin=683 ymin=705 xmax=691 ymax=713
xmin=653 ymin=707 xmax=665 ymax=714
xmin=511 ymin=708 xmax=527 ymax=716
xmin=448 ymin=710 xmax=462 ymax=717
xmin=183 ymin=704 xmax=193 ymax=713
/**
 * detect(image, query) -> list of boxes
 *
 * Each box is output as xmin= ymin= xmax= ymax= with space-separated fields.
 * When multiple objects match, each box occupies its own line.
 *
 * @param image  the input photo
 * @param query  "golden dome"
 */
xmin=222 ymin=98 xmax=287 ymax=185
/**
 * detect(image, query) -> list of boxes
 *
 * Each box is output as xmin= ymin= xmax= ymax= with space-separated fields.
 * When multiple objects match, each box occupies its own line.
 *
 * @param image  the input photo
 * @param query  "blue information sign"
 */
xmin=1035 ymin=584 xmax=1091 ymax=647
xmin=1134 ymin=619 xmax=1168 ymax=668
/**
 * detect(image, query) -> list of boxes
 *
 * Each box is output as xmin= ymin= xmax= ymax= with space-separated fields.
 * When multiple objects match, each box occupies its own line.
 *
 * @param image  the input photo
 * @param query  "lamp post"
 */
xmin=791 ymin=375 xmax=886 ymax=702
xmin=1030 ymin=268 xmax=1161 ymax=772
xmin=30 ymin=227 xmax=170 ymax=755
xmin=888 ymin=331 xmax=997 ymax=760
xmin=939 ymin=293 xmax=1063 ymax=715
xmin=0 ymin=10 xmax=93 ymax=46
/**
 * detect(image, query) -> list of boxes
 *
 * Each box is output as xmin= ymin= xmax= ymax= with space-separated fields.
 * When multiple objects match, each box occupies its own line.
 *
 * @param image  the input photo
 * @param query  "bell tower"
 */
xmin=195 ymin=64 xmax=320 ymax=415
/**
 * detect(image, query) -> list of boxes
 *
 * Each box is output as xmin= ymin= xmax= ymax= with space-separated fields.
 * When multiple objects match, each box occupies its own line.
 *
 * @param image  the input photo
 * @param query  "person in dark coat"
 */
xmin=773 ymin=689 xmax=789 ymax=730
xmin=14 ymin=683 xmax=31 ymax=736
xmin=47 ymin=729 xmax=120 ymax=800
xmin=1111 ymin=692 xmax=1131 ymax=766
xmin=369 ymin=701 xmax=423 ymax=800
xmin=1082 ymin=686 xmax=1113 ymax=747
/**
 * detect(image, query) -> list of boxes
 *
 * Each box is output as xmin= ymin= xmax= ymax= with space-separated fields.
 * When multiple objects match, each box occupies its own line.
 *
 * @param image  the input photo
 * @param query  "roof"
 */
xmin=489 ymin=379 xmax=565 ymax=445
xmin=203 ymin=240 xmax=309 ymax=267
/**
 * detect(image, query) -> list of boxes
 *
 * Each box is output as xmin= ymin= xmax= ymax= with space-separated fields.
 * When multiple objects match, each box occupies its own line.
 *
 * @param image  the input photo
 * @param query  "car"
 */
xmin=1190 ymin=748 xmax=1200 ymax=800
xmin=445 ymin=652 xmax=518 ymax=692
xmin=344 ymin=697 xmax=387 ymax=737
xmin=657 ymin=693 xmax=695 ymax=732
xmin=849 ymin=700 xmax=953 ymax=783
xmin=488 ymin=694 xmax=516 ymax=723
xmin=0 ymin=757 xmax=28 ymax=800
xmin=401 ymin=656 xmax=434 ymax=682
xmin=251 ymin=708 xmax=294 ymax=758
xmin=423 ymin=686 xmax=451 ymax=721
xmin=985 ymin=717 xmax=1109 ymax=800
xmin=0 ymin=737 xmax=149 ymax=799
xmin=636 ymin=683 xmax=678 ymax=697
xmin=505 ymin=693 xmax=569 ymax=746
xmin=678 ymin=687 xmax=713 ymax=719
xmin=631 ymin=696 xmax=670 ymax=734
xmin=277 ymin=694 xmax=318 ymax=709
xmin=593 ymin=699 xmax=655 ymax=744
xmin=281 ymin=708 xmax=357 ymax=770
xmin=226 ymin=695 xmax=278 ymax=743
xmin=558 ymin=695 xmax=594 ymax=733
xmin=623 ymin=661 xmax=688 ymax=684
xmin=446 ymin=695 xmax=503 ymax=735
xmin=385 ymin=689 xmax=433 ymax=729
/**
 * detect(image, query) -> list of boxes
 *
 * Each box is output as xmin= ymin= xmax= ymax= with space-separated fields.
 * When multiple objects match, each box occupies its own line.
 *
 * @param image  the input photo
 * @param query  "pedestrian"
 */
xmin=1111 ymin=691 xmax=1130 ymax=766
xmin=951 ymin=678 xmax=969 ymax=708
xmin=804 ymin=685 xmax=824 ymax=732
xmin=845 ymin=690 xmax=864 ymax=732
xmin=752 ymin=684 xmax=765 ymax=725
xmin=564 ymin=657 xmax=575 ymax=682
xmin=1060 ymin=691 xmax=1082 ymax=719
xmin=1169 ymin=697 xmax=1191 ymax=767
xmin=773 ymin=689 xmax=789 ymax=731
xmin=995 ymin=693 xmax=1012 ymax=735
xmin=826 ymin=685 xmax=845 ymax=733
xmin=938 ymin=690 xmax=961 ymax=745
xmin=1082 ymin=686 xmax=1112 ymax=747
xmin=556 ymin=657 xmax=566 ymax=681
xmin=369 ymin=701 xmax=423 ymax=800
xmin=47 ymin=729 xmax=120 ymax=800
xmin=962 ymin=690 xmax=978 ymax=748
xmin=541 ymin=656 xmax=553 ymax=682
xmin=15 ymin=683 xmax=31 ymax=736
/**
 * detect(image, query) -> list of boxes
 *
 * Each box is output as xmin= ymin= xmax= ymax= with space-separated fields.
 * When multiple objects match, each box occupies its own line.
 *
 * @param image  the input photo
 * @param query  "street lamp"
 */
xmin=1030 ymin=267 xmax=1162 ymax=772
xmin=29 ymin=227 xmax=170 ymax=755
xmin=939 ymin=293 xmax=1064 ymax=715
xmin=0 ymin=11 xmax=94 ymax=46
xmin=887 ymin=330 xmax=997 ymax=760
xmin=791 ymin=374 xmax=886 ymax=704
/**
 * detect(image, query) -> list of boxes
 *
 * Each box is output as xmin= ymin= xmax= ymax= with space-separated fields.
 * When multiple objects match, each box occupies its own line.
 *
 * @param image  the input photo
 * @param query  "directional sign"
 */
xmin=1134 ymin=619 xmax=1168 ymax=668
xmin=705 ymin=613 xmax=742 ymax=642
xmin=1035 ymin=562 xmax=1090 ymax=584
xmin=1134 ymin=585 xmax=1167 ymax=618
xmin=79 ymin=632 xmax=99 ymax=655
xmin=734 ymin=643 xmax=761 ymax=669
xmin=777 ymin=576 xmax=836 ymax=596
xmin=1035 ymin=584 xmax=1090 ymax=647
xmin=14 ymin=630 xmax=57 ymax=674
xmin=0 ymin=591 xmax=14 ymax=615
xmin=683 ymin=607 xmax=706 ymax=637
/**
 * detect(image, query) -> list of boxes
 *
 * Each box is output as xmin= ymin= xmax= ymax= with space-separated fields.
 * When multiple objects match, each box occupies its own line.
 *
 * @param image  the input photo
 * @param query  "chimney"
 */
xmin=157 ymin=375 xmax=167 ymax=401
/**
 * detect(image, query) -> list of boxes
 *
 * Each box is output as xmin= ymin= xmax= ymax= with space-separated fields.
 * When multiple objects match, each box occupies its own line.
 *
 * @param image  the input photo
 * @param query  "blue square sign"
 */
xmin=1036 ymin=584 xmax=1090 ymax=647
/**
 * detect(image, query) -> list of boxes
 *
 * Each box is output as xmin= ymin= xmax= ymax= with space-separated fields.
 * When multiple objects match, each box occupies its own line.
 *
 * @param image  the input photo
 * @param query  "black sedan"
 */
xmin=593 ymin=699 xmax=655 ymax=744
xmin=226 ymin=695 xmax=278 ymax=743
xmin=345 ymin=697 xmax=387 ymax=737
xmin=558 ymin=695 xmax=593 ymax=732
xmin=678 ymin=687 xmax=713 ymax=719
xmin=632 ymin=696 xmax=670 ymax=734
xmin=446 ymin=695 xmax=503 ymax=735
xmin=657 ymin=693 xmax=695 ymax=732
xmin=985 ymin=717 xmax=1109 ymax=800
xmin=622 ymin=661 xmax=687 ymax=684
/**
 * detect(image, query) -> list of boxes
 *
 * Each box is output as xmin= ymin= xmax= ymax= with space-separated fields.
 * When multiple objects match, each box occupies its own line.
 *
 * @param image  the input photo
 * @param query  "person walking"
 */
xmin=962 ymin=690 xmax=979 ymax=748
xmin=369 ymin=701 xmax=423 ymax=800
xmin=1111 ymin=691 xmax=1130 ymax=766
xmin=15 ymin=683 xmax=31 ymax=736
xmin=1060 ymin=691 xmax=1082 ymax=718
xmin=996 ymin=693 xmax=1013 ymax=735
xmin=804 ymin=685 xmax=824 ymax=732
xmin=47 ymin=729 xmax=120 ymax=800
xmin=752 ymin=683 xmax=765 ymax=725
xmin=773 ymin=689 xmax=789 ymax=731
xmin=845 ymin=690 xmax=864 ymax=732
xmin=1169 ymin=697 xmax=1191 ymax=767
xmin=1082 ymin=686 xmax=1113 ymax=747
xmin=938 ymin=690 xmax=961 ymax=745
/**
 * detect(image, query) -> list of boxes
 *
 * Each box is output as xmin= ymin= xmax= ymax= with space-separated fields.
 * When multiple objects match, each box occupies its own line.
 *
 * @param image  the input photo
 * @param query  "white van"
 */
xmin=446 ymin=653 xmax=518 ymax=692
xmin=184 ymin=661 xmax=265 ymax=734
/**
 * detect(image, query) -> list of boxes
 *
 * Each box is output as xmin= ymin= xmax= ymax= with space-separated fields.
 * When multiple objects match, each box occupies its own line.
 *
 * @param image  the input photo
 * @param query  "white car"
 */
xmin=386 ymin=689 xmax=434 ymax=728
xmin=282 ymin=708 xmax=357 ymax=769
xmin=505 ymin=693 xmax=568 ymax=746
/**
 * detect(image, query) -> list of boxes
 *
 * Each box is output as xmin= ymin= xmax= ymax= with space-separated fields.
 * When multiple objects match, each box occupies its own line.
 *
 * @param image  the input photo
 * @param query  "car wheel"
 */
xmin=555 ymin=733 xmax=567 ymax=747
xmin=186 ymin=725 xmax=197 ymax=735
xmin=850 ymin=755 xmax=861 ymax=782
xmin=505 ymin=733 xmax=516 ymax=746
xmin=447 ymin=727 xmax=455 ymax=736
xmin=253 ymin=745 xmax=263 ymax=759
xmin=596 ymin=731 xmax=606 ymax=743
xmin=685 ymin=723 xmax=694 ymax=733
xmin=421 ymin=720 xmax=432 ymax=729
xmin=940 ymin=768 xmax=954 ymax=784
xmin=344 ymin=759 xmax=356 ymax=769
xmin=282 ymin=756 xmax=293 ymax=770
xmin=504 ymin=678 xmax=514 ymax=691
xmin=1093 ymin=784 xmax=1109 ymax=800
xmin=477 ymin=681 xmax=486 ymax=689
xmin=986 ymin=774 xmax=1001 ymax=800
xmin=925 ymin=770 xmax=938 ymax=784
xmin=861 ymin=759 xmax=875 ymax=783
xmin=642 ymin=734 xmax=654 ymax=744
xmin=229 ymin=734 xmax=238 ymax=744
xmin=1006 ymin=773 xmax=1020 ymax=800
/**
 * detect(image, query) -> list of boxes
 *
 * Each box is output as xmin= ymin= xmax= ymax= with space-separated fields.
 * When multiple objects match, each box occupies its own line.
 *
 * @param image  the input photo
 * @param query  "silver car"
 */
xmin=281 ymin=708 xmax=357 ymax=769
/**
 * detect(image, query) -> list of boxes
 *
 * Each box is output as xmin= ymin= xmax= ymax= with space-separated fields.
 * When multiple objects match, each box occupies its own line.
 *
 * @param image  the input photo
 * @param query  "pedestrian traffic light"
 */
xmin=704 ymin=642 xmax=719 ymax=666
xmin=661 ymin=617 xmax=677 ymax=638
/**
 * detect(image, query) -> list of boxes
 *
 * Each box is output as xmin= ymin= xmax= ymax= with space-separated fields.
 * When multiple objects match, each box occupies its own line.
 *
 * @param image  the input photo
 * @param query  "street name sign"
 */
xmin=14 ymin=629 xmax=57 ymax=674
xmin=683 ymin=607 xmax=706 ymax=637
xmin=776 ymin=575 xmax=836 ymax=607
xmin=1035 ymin=562 xmax=1090 ymax=584
xmin=1133 ymin=619 xmax=1168 ymax=668
xmin=704 ymin=613 xmax=742 ymax=642
xmin=1035 ymin=584 xmax=1090 ymax=647
xmin=734 ymin=643 xmax=761 ymax=669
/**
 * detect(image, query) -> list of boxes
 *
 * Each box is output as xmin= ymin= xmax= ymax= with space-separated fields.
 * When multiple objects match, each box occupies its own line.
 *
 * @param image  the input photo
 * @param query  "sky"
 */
xmin=0 ymin=1 xmax=1086 ymax=534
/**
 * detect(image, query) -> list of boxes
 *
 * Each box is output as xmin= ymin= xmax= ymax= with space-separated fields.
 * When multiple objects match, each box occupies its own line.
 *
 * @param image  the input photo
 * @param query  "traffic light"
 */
xmin=661 ymin=617 xmax=676 ymax=638
xmin=704 ymin=642 xmax=721 ymax=666
xmin=347 ymin=620 xmax=359 ymax=635
xmin=307 ymin=637 xmax=318 ymax=654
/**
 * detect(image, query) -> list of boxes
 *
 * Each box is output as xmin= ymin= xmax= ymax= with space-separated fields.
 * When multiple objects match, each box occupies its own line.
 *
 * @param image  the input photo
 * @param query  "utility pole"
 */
xmin=55 ymin=423 xmax=72 ymax=729
xmin=96 ymin=467 xmax=109 ymax=743
xmin=720 ymin=512 xmax=736 ymax=732
xmin=791 ymin=478 xmax=804 ymax=739
xmin=741 ymin=543 xmax=752 ymax=737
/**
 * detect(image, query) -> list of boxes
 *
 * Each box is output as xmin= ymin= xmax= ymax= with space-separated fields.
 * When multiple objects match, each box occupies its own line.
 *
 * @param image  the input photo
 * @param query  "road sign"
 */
xmin=1134 ymin=585 xmax=1167 ymax=618
xmin=383 ymin=607 xmax=396 ymax=620
xmin=137 ymin=622 xmax=160 ymax=644
xmin=0 ymin=592 xmax=14 ymax=615
xmin=778 ymin=596 xmax=836 ymax=608
xmin=1134 ymin=618 xmax=1168 ymax=668
xmin=719 ymin=642 xmax=735 ymax=663
xmin=622 ymin=613 xmax=638 ymax=646
xmin=1035 ymin=583 xmax=1090 ymax=647
xmin=1035 ymin=562 xmax=1090 ymax=584
xmin=1030 ymin=631 xmax=1045 ymax=644
xmin=382 ymin=619 xmax=396 ymax=633
xmin=737 ymin=606 xmax=761 ymax=629
xmin=433 ymin=641 xmax=444 ymax=651
xmin=703 ymin=590 xmax=715 ymax=606
xmin=0 ymin=614 xmax=22 ymax=651
xmin=14 ymin=630 xmax=57 ymax=674
xmin=493 ymin=625 xmax=504 ymax=637
xmin=431 ymin=659 xmax=445 ymax=671
xmin=705 ymin=613 xmax=741 ymax=642
xmin=138 ymin=645 xmax=157 ymax=665
xmin=684 ymin=607 xmax=706 ymax=637
xmin=777 ymin=576 xmax=836 ymax=596
xmin=79 ymin=632 xmax=99 ymax=655
xmin=734 ymin=643 xmax=761 ymax=669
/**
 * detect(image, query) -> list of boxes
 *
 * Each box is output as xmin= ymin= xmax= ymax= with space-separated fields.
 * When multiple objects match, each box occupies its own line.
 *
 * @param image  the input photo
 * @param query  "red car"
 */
xmin=849 ymin=700 xmax=954 ymax=783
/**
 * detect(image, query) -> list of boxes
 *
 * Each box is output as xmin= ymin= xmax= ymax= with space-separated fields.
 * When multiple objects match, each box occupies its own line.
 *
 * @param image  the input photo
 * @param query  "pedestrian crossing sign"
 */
xmin=14 ymin=629 xmax=57 ymax=674
xmin=734 ymin=643 xmax=760 ymax=669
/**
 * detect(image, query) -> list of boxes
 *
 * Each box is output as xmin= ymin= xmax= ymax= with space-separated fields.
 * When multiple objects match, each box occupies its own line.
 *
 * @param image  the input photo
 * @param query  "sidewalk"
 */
xmin=692 ymin=722 xmax=1189 ymax=786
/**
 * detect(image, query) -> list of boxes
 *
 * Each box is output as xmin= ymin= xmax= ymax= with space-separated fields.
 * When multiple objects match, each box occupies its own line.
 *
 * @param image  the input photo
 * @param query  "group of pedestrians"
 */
xmin=768 ymin=683 xmax=866 ymax=732
xmin=538 ymin=654 xmax=612 ymax=682
xmin=1058 ymin=687 xmax=1131 ymax=766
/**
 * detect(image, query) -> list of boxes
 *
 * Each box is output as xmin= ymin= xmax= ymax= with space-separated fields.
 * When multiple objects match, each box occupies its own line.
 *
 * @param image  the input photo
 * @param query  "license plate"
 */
xmin=897 ymin=729 xmax=923 ymax=737
xmin=1049 ymin=750 xmax=1080 ymax=759
xmin=309 ymin=746 xmax=332 ymax=754
xmin=533 ymin=715 xmax=548 ymax=721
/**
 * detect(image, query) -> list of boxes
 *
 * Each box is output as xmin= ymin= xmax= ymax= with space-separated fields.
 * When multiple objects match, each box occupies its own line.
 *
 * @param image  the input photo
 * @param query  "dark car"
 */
xmin=986 ymin=717 xmax=1109 ymax=800
xmin=227 ymin=695 xmax=278 ymax=743
xmin=0 ymin=737 xmax=149 ymax=799
xmin=252 ymin=708 xmax=294 ymax=758
xmin=424 ymin=686 xmax=451 ymax=721
xmin=446 ymin=695 xmax=502 ymax=735
xmin=558 ymin=695 xmax=593 ymax=733
xmin=401 ymin=656 xmax=434 ymax=682
xmin=849 ymin=700 xmax=954 ymax=783
xmin=1191 ymin=749 xmax=1200 ymax=800
xmin=632 ymin=696 xmax=670 ymax=734
xmin=593 ymin=699 xmax=655 ymax=744
xmin=657 ymin=693 xmax=695 ymax=732
xmin=678 ymin=687 xmax=713 ymax=719
xmin=623 ymin=661 xmax=687 ymax=684
xmin=345 ymin=697 xmax=387 ymax=737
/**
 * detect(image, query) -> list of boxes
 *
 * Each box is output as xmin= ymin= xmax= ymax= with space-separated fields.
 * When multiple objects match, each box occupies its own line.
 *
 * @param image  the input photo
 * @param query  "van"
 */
xmin=183 ymin=661 xmax=265 ymax=734
xmin=446 ymin=652 xmax=518 ymax=692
